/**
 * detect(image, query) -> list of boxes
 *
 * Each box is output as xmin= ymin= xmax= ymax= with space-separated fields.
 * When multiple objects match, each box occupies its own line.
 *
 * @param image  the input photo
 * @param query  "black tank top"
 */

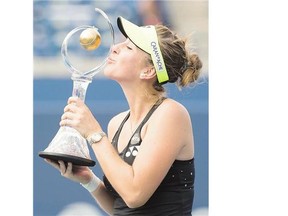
xmin=103 ymin=98 xmax=195 ymax=215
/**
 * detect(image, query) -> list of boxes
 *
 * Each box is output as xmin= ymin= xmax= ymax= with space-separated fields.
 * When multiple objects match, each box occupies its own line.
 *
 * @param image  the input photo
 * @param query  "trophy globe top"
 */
xmin=61 ymin=8 xmax=115 ymax=81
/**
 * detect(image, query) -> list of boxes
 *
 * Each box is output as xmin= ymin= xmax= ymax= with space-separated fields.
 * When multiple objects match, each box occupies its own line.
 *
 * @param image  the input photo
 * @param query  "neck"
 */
xmin=120 ymin=82 xmax=163 ymax=124
xmin=128 ymin=96 xmax=161 ymax=135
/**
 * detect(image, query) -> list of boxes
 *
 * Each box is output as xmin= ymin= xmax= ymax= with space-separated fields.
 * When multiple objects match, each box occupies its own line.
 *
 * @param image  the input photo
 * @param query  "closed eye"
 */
xmin=127 ymin=46 xmax=132 ymax=50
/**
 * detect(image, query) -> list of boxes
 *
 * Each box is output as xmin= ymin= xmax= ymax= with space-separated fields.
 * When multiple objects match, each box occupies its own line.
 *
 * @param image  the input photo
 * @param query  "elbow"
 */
xmin=123 ymin=191 xmax=149 ymax=209
xmin=126 ymin=200 xmax=145 ymax=209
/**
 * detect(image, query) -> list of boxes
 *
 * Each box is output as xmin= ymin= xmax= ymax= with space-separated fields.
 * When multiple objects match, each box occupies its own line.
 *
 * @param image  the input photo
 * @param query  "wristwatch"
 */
xmin=86 ymin=131 xmax=106 ymax=146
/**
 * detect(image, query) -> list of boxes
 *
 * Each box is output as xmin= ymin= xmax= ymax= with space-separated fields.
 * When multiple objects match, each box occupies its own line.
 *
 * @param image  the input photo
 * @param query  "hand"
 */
xmin=44 ymin=159 xmax=93 ymax=184
xmin=59 ymin=97 xmax=102 ymax=138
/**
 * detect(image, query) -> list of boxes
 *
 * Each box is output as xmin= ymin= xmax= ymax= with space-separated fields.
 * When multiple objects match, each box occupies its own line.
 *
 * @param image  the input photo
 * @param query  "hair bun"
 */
xmin=179 ymin=53 xmax=202 ymax=87
xmin=190 ymin=53 xmax=202 ymax=71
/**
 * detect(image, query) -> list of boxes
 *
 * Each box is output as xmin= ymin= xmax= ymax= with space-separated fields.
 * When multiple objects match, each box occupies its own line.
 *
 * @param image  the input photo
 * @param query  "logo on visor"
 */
xmin=151 ymin=42 xmax=164 ymax=71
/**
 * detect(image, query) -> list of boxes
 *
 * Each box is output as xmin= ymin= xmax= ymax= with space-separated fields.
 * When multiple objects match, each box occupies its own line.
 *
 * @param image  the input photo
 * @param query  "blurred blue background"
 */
xmin=33 ymin=1 xmax=208 ymax=215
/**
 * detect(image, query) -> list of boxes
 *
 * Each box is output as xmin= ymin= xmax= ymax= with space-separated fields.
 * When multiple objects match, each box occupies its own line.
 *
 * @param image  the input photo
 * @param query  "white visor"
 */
xmin=117 ymin=16 xmax=169 ymax=83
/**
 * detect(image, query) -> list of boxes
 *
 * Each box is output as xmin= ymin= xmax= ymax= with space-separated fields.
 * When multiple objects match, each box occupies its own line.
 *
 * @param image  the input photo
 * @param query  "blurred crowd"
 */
xmin=34 ymin=0 xmax=171 ymax=56
xmin=33 ymin=0 xmax=208 ymax=77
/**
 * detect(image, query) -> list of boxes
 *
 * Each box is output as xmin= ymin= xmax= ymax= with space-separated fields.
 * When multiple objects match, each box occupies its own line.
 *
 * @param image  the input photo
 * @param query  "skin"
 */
xmin=45 ymin=38 xmax=195 ymax=215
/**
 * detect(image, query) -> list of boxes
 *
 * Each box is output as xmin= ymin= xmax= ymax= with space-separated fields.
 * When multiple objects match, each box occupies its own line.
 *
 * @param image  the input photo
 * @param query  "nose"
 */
xmin=111 ymin=43 xmax=120 ymax=54
xmin=111 ymin=40 xmax=128 ymax=54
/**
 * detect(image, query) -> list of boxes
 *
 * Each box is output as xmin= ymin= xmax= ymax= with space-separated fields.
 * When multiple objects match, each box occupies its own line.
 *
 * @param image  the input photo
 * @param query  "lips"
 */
xmin=107 ymin=57 xmax=116 ymax=63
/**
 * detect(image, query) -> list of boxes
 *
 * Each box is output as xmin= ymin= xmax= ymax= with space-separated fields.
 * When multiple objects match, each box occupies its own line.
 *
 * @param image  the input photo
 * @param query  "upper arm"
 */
xmin=131 ymin=100 xmax=192 ymax=201
xmin=103 ymin=100 xmax=193 ymax=207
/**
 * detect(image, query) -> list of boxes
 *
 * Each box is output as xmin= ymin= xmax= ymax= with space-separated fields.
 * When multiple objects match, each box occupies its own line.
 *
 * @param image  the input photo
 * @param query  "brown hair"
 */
xmin=149 ymin=25 xmax=203 ymax=92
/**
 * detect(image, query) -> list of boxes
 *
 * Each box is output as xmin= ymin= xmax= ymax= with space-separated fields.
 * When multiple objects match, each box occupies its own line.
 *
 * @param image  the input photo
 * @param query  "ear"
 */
xmin=139 ymin=67 xmax=156 ymax=80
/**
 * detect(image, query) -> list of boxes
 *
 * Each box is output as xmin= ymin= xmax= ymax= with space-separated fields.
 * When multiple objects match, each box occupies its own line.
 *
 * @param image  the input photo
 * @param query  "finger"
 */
xmin=58 ymin=161 xmax=67 ymax=175
xmin=68 ymin=97 xmax=79 ymax=104
xmin=60 ymin=119 xmax=69 ymax=127
xmin=61 ymin=112 xmax=74 ymax=121
xmin=65 ymin=162 xmax=73 ymax=174
xmin=64 ymin=103 xmax=77 ymax=113
xmin=69 ymin=97 xmax=85 ymax=108
xmin=60 ymin=117 xmax=75 ymax=127
xmin=44 ymin=159 xmax=60 ymax=170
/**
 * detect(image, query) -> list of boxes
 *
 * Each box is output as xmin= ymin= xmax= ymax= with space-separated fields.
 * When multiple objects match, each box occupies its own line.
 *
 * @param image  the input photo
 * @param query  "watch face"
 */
xmin=92 ymin=134 xmax=102 ymax=142
xmin=88 ymin=132 xmax=106 ymax=145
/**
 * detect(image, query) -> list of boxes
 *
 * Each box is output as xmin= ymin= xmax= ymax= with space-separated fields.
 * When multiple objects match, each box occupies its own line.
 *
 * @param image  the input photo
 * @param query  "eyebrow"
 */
xmin=126 ymin=38 xmax=138 ymax=49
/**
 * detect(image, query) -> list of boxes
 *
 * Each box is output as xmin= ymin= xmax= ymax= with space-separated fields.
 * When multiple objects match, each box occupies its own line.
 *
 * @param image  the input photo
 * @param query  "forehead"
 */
xmin=123 ymin=38 xmax=151 ymax=63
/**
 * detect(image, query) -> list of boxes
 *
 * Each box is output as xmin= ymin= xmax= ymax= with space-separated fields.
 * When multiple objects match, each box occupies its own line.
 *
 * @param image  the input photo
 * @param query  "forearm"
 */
xmin=79 ymin=171 xmax=115 ymax=215
xmin=91 ymin=138 xmax=139 ymax=206
xmin=90 ymin=182 xmax=115 ymax=215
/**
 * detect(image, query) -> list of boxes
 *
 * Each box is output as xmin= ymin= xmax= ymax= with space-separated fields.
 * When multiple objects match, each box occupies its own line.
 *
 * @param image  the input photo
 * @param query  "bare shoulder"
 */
xmin=139 ymin=98 xmax=194 ymax=163
xmin=153 ymin=98 xmax=191 ymax=123
xmin=147 ymin=98 xmax=194 ymax=160
xmin=146 ymin=98 xmax=193 ymax=140
xmin=149 ymin=98 xmax=193 ymax=142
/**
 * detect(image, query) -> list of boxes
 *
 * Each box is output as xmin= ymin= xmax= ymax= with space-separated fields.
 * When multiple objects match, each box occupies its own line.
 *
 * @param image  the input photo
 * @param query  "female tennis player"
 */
xmin=46 ymin=16 xmax=202 ymax=215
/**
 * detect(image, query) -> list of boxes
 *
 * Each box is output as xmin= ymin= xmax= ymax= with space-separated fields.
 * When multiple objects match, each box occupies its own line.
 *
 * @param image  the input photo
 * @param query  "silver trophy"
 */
xmin=39 ymin=8 xmax=115 ymax=166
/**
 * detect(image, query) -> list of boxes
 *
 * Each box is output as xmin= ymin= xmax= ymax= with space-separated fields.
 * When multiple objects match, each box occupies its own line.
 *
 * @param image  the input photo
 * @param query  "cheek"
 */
xmin=103 ymin=52 xmax=146 ymax=80
xmin=103 ymin=61 xmax=133 ymax=81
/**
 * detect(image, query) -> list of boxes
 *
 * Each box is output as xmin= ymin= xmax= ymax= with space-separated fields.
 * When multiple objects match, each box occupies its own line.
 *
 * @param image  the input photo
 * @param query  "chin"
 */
xmin=103 ymin=66 xmax=116 ymax=81
xmin=103 ymin=66 xmax=111 ymax=76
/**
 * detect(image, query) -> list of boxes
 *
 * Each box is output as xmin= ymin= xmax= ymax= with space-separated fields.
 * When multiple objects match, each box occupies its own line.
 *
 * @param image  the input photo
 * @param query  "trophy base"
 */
xmin=39 ymin=151 xmax=96 ymax=167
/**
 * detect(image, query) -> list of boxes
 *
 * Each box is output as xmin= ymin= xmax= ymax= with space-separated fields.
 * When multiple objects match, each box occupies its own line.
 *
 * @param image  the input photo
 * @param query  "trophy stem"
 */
xmin=71 ymin=78 xmax=91 ymax=101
